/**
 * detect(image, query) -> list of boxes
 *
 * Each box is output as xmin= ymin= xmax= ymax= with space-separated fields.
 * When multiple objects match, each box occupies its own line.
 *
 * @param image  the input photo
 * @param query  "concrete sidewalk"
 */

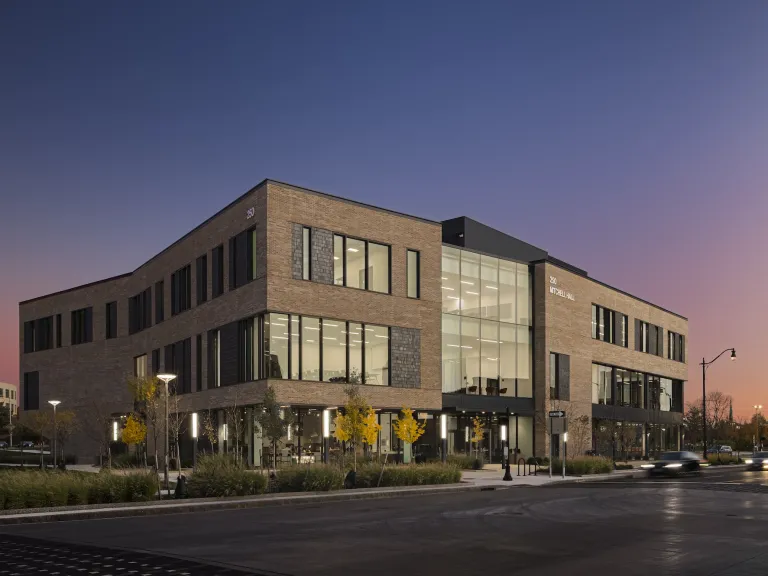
xmin=460 ymin=468 xmax=639 ymax=487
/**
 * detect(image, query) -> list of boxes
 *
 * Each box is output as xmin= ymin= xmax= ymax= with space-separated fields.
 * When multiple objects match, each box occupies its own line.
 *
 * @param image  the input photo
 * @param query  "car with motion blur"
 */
xmin=21 ymin=441 xmax=34 ymax=448
xmin=641 ymin=451 xmax=702 ymax=476
xmin=0 ymin=441 xmax=7 ymax=449
xmin=718 ymin=445 xmax=733 ymax=454
xmin=745 ymin=452 xmax=768 ymax=471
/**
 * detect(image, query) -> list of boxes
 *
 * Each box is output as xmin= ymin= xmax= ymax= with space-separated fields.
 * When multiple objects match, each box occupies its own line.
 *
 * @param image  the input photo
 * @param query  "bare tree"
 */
xmin=54 ymin=411 xmax=78 ymax=465
xmin=201 ymin=408 xmax=218 ymax=454
xmin=224 ymin=388 xmax=246 ymax=464
xmin=568 ymin=414 xmax=592 ymax=458
xmin=20 ymin=411 xmax=51 ymax=468
xmin=80 ymin=399 xmax=116 ymax=467
xmin=166 ymin=385 xmax=187 ymax=472
xmin=707 ymin=391 xmax=732 ymax=441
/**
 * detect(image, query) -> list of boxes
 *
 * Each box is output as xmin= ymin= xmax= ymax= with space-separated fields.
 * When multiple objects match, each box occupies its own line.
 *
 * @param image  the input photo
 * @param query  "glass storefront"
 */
xmin=441 ymin=247 xmax=532 ymax=398
xmin=592 ymin=419 xmax=680 ymax=459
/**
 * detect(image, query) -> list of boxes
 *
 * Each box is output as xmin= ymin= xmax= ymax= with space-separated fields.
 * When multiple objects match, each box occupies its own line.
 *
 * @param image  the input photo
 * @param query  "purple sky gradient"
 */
xmin=2 ymin=1 xmax=766 ymax=418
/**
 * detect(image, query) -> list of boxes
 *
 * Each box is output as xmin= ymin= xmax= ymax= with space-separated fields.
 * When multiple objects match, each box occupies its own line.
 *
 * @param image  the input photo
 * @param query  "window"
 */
xmin=647 ymin=374 xmax=661 ymax=410
xmin=407 ymin=250 xmax=420 ymax=298
xmin=23 ymin=316 xmax=54 ymax=353
xmin=660 ymin=378 xmax=673 ymax=411
xmin=365 ymin=324 xmax=389 ymax=385
xmin=55 ymin=314 xmax=61 ymax=348
xmin=348 ymin=322 xmax=363 ymax=383
xmin=106 ymin=302 xmax=117 ymax=339
xmin=498 ymin=259 xmax=517 ymax=324
xmin=264 ymin=313 xmax=289 ymax=379
xmin=302 ymin=317 xmax=320 ymax=381
xmin=333 ymin=235 xmax=343 ymax=285
xmin=592 ymin=364 xmax=612 ymax=405
xmin=368 ymin=242 xmax=390 ymax=294
xmin=129 ymin=288 xmax=152 ymax=334
xmin=615 ymin=368 xmax=631 ymax=406
xmin=332 ymin=234 xmax=391 ymax=294
xmin=152 ymin=349 xmax=160 ymax=375
xmin=549 ymin=353 xmax=558 ymax=400
xmin=196 ymin=335 xmax=202 ymax=392
xmin=155 ymin=281 xmax=164 ymax=323
xmin=208 ymin=329 xmax=221 ymax=388
xmin=591 ymin=304 xmax=622 ymax=344
xmin=668 ymin=331 xmax=685 ymax=362
xmin=631 ymin=372 xmax=644 ymax=408
xmin=303 ymin=227 xmax=311 ymax=281
xmin=171 ymin=265 xmax=192 ymax=316
xmin=196 ymin=254 xmax=208 ymax=304
xmin=71 ymin=307 xmax=93 ymax=345
xmin=636 ymin=320 xmax=663 ymax=356
xmin=238 ymin=318 xmax=256 ymax=382
xmin=290 ymin=316 xmax=300 ymax=379
xmin=460 ymin=251 xmax=481 ymax=317
xmin=322 ymin=319 xmax=345 ymax=381
xmin=134 ymin=354 xmax=147 ymax=378
xmin=229 ymin=227 xmax=256 ymax=290
xmin=480 ymin=255 xmax=498 ymax=319
xmin=23 ymin=372 xmax=39 ymax=411
xmin=441 ymin=246 xmax=461 ymax=314
xmin=165 ymin=338 xmax=192 ymax=394
xmin=212 ymin=245 xmax=224 ymax=298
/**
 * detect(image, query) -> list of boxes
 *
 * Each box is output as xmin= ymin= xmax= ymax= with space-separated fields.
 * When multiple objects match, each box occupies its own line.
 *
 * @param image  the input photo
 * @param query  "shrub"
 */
xmin=549 ymin=456 xmax=613 ymax=476
xmin=0 ymin=470 xmax=159 ymax=510
xmin=615 ymin=464 xmax=633 ymax=470
xmin=187 ymin=454 xmax=266 ymax=498
xmin=275 ymin=465 xmax=344 ymax=492
xmin=444 ymin=455 xmax=477 ymax=470
xmin=354 ymin=463 xmax=461 ymax=488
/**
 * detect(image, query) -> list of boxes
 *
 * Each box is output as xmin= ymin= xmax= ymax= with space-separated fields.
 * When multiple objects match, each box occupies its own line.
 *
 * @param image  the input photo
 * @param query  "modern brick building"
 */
xmin=0 ymin=382 xmax=18 ymax=418
xmin=19 ymin=180 xmax=688 ymax=464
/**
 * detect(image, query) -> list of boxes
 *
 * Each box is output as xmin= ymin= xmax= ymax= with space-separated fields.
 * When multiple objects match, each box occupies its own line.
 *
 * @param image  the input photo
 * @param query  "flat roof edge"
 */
xmin=19 ymin=273 xmax=132 ymax=306
xmin=536 ymin=260 xmax=688 ymax=321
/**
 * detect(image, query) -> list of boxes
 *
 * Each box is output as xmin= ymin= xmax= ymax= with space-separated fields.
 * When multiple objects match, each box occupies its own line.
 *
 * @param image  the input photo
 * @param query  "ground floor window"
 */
xmin=592 ymin=419 xmax=680 ymax=459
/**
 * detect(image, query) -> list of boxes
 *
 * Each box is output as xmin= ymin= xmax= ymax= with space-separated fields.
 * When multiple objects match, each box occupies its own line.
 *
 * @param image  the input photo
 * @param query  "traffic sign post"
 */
xmin=548 ymin=410 xmax=566 ymax=479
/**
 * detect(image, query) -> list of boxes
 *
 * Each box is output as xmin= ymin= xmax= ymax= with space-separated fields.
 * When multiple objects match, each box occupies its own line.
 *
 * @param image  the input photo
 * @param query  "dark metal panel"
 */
xmin=558 ymin=354 xmax=570 ymax=401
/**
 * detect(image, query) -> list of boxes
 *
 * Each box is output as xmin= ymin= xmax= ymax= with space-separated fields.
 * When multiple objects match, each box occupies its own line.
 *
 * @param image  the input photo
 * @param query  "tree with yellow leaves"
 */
xmin=333 ymin=385 xmax=370 ymax=471
xmin=471 ymin=416 xmax=485 ymax=459
xmin=122 ymin=414 xmax=147 ymax=446
xmin=361 ymin=408 xmax=381 ymax=452
xmin=393 ymin=407 xmax=426 ymax=463
xmin=127 ymin=375 xmax=165 ymax=469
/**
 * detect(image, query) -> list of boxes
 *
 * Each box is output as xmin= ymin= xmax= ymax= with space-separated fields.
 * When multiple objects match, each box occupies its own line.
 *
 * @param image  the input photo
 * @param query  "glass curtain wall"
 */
xmin=441 ymin=247 xmax=532 ymax=398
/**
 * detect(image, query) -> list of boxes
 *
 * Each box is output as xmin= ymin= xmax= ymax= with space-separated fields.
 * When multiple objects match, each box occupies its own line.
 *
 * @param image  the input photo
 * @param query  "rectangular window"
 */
xmin=631 ymin=372 xmax=645 ymax=409
xmin=348 ymin=322 xmax=363 ymax=383
xmin=229 ymin=227 xmax=256 ymax=290
xmin=660 ymin=377 xmax=673 ymax=411
xmin=668 ymin=331 xmax=685 ymax=362
xmin=155 ymin=281 xmax=164 ymax=323
xmin=302 ymin=317 xmax=320 ymax=381
xmin=549 ymin=352 xmax=558 ymax=400
xmin=171 ymin=265 xmax=192 ymax=316
xmin=129 ymin=287 xmax=152 ymax=334
xmin=591 ymin=304 xmax=623 ymax=345
xmin=70 ymin=307 xmax=93 ymax=345
xmin=333 ymin=234 xmax=392 ymax=294
xmin=212 ymin=245 xmax=224 ymax=298
xmin=616 ymin=368 xmax=631 ymax=406
xmin=302 ymin=227 xmax=311 ymax=281
xmin=334 ymin=234 xmax=344 ymax=285
xmin=592 ymin=364 xmax=612 ymax=405
xmin=264 ymin=314 xmax=289 ymax=379
xmin=208 ymin=329 xmax=221 ymax=388
xmin=364 ymin=324 xmax=389 ymax=385
xmin=196 ymin=334 xmax=202 ymax=392
xmin=636 ymin=320 xmax=662 ymax=356
xmin=164 ymin=338 xmax=192 ymax=394
xmin=322 ymin=319 xmax=345 ymax=381
xmin=480 ymin=255 xmax=498 ymax=319
xmin=237 ymin=318 xmax=254 ymax=382
xmin=152 ymin=348 xmax=160 ymax=375
xmin=196 ymin=254 xmax=208 ymax=304
xmin=290 ymin=316 xmax=300 ymax=379
xmin=106 ymin=301 xmax=117 ymax=339
xmin=55 ymin=314 xmax=62 ymax=348
xmin=134 ymin=354 xmax=147 ymax=378
xmin=23 ymin=371 xmax=39 ymax=411
xmin=23 ymin=317 xmax=54 ymax=353
xmin=368 ymin=242 xmax=390 ymax=294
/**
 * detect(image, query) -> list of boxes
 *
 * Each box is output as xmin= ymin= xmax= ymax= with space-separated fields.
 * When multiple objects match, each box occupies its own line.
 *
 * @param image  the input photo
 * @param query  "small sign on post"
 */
xmin=549 ymin=410 xmax=565 ymax=418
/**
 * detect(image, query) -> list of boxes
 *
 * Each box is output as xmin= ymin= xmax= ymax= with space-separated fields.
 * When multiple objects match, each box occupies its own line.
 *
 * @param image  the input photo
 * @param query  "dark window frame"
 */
xmin=212 ymin=244 xmax=225 ymax=298
xmin=129 ymin=287 xmax=152 ymax=335
xmin=171 ymin=264 xmax=192 ymax=316
xmin=106 ymin=301 xmax=118 ymax=339
xmin=332 ymin=234 xmax=392 ymax=295
xmin=302 ymin=226 xmax=311 ymax=281
xmin=196 ymin=254 xmax=208 ymax=305
xmin=70 ymin=307 xmax=93 ymax=346
xmin=155 ymin=280 xmax=165 ymax=323
xmin=406 ymin=249 xmax=420 ymax=299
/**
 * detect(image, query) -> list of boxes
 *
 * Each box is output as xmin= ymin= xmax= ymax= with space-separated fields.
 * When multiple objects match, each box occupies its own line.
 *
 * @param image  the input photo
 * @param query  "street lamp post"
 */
xmin=48 ymin=400 xmax=61 ymax=468
xmin=754 ymin=405 xmax=763 ymax=452
xmin=322 ymin=409 xmax=331 ymax=464
xmin=440 ymin=414 xmax=448 ymax=464
xmin=156 ymin=374 xmax=177 ymax=492
xmin=701 ymin=348 xmax=736 ymax=459
xmin=191 ymin=412 xmax=199 ymax=471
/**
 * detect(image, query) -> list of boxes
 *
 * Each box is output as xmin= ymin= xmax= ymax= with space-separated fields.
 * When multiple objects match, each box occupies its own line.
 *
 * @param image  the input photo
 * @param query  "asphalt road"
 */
xmin=4 ymin=467 xmax=768 ymax=576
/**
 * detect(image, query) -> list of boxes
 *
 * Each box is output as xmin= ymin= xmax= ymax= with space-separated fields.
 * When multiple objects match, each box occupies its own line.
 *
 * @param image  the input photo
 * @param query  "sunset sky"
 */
xmin=2 ymin=1 xmax=766 ymax=418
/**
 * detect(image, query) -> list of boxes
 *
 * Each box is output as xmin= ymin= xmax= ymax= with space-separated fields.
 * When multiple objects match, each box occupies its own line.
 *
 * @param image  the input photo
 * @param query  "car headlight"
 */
xmin=664 ymin=463 xmax=683 ymax=468
xmin=746 ymin=459 xmax=753 ymax=464
xmin=640 ymin=464 xmax=654 ymax=469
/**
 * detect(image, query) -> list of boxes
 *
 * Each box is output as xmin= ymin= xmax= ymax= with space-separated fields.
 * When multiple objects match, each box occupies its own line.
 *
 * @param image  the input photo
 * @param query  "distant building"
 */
xmin=0 ymin=382 xmax=18 ymax=417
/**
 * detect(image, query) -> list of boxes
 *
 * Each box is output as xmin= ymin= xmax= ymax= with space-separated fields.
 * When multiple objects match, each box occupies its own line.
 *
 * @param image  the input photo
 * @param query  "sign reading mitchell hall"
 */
xmin=549 ymin=276 xmax=575 ymax=301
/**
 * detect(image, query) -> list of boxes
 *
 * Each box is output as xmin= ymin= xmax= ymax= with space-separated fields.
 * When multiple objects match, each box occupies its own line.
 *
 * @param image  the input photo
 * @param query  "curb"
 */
xmin=0 ymin=483 xmax=492 ymax=525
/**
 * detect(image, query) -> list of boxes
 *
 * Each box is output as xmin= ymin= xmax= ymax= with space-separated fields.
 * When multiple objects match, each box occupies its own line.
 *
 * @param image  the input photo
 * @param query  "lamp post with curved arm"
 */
xmin=702 ymin=348 xmax=736 ymax=459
